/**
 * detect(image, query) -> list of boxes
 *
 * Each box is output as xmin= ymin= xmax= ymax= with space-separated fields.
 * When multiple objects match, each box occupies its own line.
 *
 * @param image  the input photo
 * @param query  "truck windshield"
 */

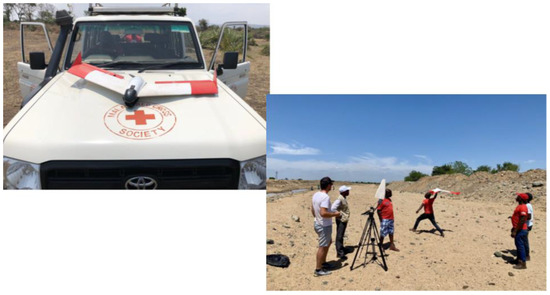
xmin=65 ymin=21 xmax=203 ymax=70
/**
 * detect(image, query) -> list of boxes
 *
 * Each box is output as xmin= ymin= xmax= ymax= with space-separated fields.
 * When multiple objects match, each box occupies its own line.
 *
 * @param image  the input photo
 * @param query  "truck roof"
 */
xmin=74 ymin=15 xmax=194 ymax=23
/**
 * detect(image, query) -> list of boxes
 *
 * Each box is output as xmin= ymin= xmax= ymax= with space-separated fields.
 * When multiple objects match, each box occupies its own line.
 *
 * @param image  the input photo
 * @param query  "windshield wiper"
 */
xmin=93 ymin=61 xmax=144 ymax=68
xmin=137 ymin=61 xmax=195 ymax=73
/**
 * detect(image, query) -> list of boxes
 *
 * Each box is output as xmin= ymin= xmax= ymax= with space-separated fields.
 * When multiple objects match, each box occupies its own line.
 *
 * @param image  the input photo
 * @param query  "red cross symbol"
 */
xmin=125 ymin=110 xmax=155 ymax=125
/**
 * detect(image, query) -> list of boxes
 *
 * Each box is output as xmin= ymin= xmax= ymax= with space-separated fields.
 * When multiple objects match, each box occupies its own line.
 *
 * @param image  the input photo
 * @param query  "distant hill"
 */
xmin=388 ymin=169 xmax=546 ymax=208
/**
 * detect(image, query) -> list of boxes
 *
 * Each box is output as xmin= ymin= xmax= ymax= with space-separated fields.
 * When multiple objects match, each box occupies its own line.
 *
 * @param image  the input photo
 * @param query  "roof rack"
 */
xmin=88 ymin=4 xmax=178 ymax=16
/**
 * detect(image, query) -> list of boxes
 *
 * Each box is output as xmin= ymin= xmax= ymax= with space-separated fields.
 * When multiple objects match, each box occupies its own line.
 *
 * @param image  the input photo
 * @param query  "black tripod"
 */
xmin=350 ymin=207 xmax=388 ymax=271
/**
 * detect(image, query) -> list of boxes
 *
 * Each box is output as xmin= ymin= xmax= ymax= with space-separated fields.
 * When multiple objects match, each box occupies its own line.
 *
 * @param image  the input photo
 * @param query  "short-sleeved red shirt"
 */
xmin=423 ymin=198 xmax=435 ymax=214
xmin=512 ymin=204 xmax=528 ymax=230
xmin=377 ymin=198 xmax=394 ymax=220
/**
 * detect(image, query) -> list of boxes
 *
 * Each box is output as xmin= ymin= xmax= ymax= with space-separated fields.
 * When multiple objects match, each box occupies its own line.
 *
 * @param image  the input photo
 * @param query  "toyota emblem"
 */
xmin=125 ymin=176 xmax=158 ymax=189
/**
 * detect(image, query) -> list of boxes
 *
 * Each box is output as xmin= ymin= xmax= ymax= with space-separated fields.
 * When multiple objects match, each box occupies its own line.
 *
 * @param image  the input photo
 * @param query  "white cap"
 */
xmin=339 ymin=185 xmax=351 ymax=193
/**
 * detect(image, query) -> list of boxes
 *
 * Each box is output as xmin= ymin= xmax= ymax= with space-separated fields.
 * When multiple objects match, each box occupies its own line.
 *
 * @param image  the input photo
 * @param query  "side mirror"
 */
xmin=222 ymin=52 xmax=239 ymax=69
xmin=29 ymin=52 xmax=47 ymax=70
xmin=216 ymin=52 xmax=239 ymax=76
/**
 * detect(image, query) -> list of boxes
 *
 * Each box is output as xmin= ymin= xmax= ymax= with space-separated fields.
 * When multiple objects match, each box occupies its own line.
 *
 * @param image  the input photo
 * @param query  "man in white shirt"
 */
xmin=331 ymin=185 xmax=351 ymax=260
xmin=311 ymin=176 xmax=341 ymax=277
xmin=525 ymin=193 xmax=534 ymax=261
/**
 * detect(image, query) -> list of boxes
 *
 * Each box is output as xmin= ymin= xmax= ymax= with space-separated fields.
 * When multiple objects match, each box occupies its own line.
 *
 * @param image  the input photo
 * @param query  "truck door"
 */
xmin=18 ymin=22 xmax=53 ymax=99
xmin=208 ymin=22 xmax=250 ymax=99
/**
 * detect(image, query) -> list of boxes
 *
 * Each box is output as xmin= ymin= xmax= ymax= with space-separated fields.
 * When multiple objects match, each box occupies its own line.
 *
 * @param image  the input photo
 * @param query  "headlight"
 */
xmin=3 ymin=157 xmax=41 ymax=189
xmin=238 ymin=155 xmax=266 ymax=189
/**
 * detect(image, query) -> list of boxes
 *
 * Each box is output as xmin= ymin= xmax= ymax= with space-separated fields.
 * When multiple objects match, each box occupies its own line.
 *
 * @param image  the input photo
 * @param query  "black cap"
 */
xmin=320 ymin=176 xmax=334 ymax=187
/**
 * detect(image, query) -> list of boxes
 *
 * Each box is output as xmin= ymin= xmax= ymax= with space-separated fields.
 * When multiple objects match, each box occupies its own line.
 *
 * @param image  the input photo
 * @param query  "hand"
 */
xmin=511 ymin=230 xmax=517 ymax=238
xmin=416 ymin=210 xmax=419 ymax=214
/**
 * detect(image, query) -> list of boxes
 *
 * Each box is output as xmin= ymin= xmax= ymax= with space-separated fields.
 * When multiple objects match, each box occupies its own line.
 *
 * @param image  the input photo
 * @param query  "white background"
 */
xmin=2 ymin=0 xmax=550 ymax=294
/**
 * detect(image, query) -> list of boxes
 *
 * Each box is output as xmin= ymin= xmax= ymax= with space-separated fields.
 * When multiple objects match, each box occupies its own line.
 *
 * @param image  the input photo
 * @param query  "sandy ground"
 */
xmin=266 ymin=184 xmax=546 ymax=291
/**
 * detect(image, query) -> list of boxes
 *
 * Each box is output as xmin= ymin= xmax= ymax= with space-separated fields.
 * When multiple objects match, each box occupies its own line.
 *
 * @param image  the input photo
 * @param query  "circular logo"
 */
xmin=125 ymin=176 xmax=158 ymax=189
xmin=104 ymin=102 xmax=177 ymax=140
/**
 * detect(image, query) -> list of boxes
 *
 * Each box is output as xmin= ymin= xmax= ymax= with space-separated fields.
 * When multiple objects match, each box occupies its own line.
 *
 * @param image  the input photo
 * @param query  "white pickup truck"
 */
xmin=3 ymin=6 xmax=266 ymax=189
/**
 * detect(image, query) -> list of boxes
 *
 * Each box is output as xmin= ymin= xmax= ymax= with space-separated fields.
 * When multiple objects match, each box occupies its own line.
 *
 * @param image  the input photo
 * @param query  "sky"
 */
xmin=50 ymin=3 xmax=269 ymax=26
xmin=267 ymin=95 xmax=546 ymax=182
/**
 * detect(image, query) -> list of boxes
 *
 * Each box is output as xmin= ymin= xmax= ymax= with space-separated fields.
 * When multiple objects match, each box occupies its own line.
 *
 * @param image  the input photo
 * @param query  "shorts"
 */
xmin=314 ymin=223 xmax=332 ymax=247
xmin=380 ymin=219 xmax=394 ymax=237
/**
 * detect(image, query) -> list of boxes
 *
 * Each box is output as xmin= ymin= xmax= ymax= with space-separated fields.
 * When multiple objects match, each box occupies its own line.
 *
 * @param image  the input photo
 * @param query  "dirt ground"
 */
xmin=3 ymin=25 xmax=268 ymax=127
xmin=266 ymin=173 xmax=546 ymax=291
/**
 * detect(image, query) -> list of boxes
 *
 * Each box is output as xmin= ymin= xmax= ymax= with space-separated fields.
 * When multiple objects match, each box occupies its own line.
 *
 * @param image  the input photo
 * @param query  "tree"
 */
xmin=37 ymin=3 xmax=55 ymax=24
xmin=451 ymin=161 xmax=473 ymax=176
xmin=432 ymin=164 xmax=453 ymax=176
xmin=9 ymin=4 xmax=35 ymax=21
xmin=66 ymin=4 xmax=74 ymax=17
xmin=4 ymin=3 xmax=15 ymax=22
xmin=495 ymin=162 xmax=520 ymax=173
xmin=198 ymin=19 xmax=208 ymax=31
xmin=475 ymin=165 xmax=492 ymax=173
xmin=174 ymin=7 xmax=186 ymax=17
xmin=22 ymin=3 xmax=37 ymax=21
xmin=404 ymin=170 xmax=428 ymax=182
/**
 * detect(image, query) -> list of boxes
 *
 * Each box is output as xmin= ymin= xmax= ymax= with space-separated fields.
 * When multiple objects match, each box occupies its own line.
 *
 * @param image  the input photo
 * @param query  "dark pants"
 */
xmin=525 ymin=226 xmax=532 ymax=257
xmin=335 ymin=219 xmax=348 ymax=257
xmin=515 ymin=229 xmax=528 ymax=262
xmin=413 ymin=213 xmax=443 ymax=234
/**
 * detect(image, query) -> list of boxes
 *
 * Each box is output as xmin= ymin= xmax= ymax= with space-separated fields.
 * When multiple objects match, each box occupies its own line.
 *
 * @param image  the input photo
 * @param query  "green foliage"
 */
xmin=199 ymin=27 xmax=247 ymax=52
xmin=4 ymin=4 xmax=14 ymax=22
xmin=451 ymin=161 xmax=473 ymax=176
xmin=269 ymin=177 xmax=275 ymax=180
xmin=432 ymin=164 xmax=453 ymax=176
xmin=199 ymin=27 xmax=220 ymax=50
xmin=404 ymin=170 xmax=428 ymax=182
xmin=475 ymin=165 xmax=492 ymax=172
xmin=198 ymin=19 xmax=208 ymax=31
xmin=430 ymin=161 xmax=520 ymax=176
xmin=261 ymin=44 xmax=270 ymax=56
xmin=250 ymin=27 xmax=270 ymax=40
xmin=494 ymin=162 xmax=520 ymax=173
xmin=174 ymin=7 xmax=187 ymax=17
xmin=220 ymin=28 xmax=246 ymax=52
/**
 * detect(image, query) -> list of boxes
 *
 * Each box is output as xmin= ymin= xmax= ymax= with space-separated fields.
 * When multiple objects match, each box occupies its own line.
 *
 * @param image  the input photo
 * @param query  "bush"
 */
xmin=432 ymin=164 xmax=453 ymax=176
xmin=404 ymin=170 xmax=427 ymax=182
xmin=200 ymin=26 xmax=257 ymax=51
xmin=261 ymin=44 xmax=270 ymax=56
xmin=250 ymin=27 xmax=270 ymax=40
xmin=475 ymin=165 xmax=491 ymax=172
xmin=451 ymin=161 xmax=473 ymax=176
xmin=199 ymin=28 xmax=220 ymax=50
xmin=494 ymin=162 xmax=520 ymax=173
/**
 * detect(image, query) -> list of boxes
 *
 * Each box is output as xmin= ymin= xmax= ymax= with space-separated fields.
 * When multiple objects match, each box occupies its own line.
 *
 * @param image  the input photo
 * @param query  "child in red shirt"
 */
xmin=410 ymin=191 xmax=444 ymax=237
xmin=377 ymin=189 xmax=399 ymax=251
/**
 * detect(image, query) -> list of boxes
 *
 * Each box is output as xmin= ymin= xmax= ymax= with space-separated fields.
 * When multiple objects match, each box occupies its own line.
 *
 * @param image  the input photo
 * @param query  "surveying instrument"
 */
xmin=350 ymin=206 xmax=388 ymax=271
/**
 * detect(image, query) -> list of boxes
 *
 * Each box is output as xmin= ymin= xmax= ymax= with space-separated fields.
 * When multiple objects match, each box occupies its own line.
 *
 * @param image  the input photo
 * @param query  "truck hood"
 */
xmin=3 ymin=71 xmax=265 ymax=163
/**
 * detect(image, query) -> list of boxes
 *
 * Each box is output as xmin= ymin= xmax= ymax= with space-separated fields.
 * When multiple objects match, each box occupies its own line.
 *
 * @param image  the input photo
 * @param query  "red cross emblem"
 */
xmin=125 ymin=110 xmax=155 ymax=125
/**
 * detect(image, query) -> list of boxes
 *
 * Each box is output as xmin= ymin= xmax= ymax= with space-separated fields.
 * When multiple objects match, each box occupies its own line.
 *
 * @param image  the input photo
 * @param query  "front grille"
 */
xmin=40 ymin=159 xmax=241 ymax=189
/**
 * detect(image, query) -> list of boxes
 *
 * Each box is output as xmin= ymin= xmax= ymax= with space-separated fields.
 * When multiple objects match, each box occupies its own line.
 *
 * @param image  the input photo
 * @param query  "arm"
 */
xmin=331 ymin=199 xmax=341 ymax=213
xmin=311 ymin=206 xmax=315 ymax=218
xmin=511 ymin=216 xmax=527 ymax=238
xmin=320 ymin=207 xmax=340 ymax=218
xmin=432 ymin=192 xmax=439 ymax=199
xmin=416 ymin=203 xmax=424 ymax=214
